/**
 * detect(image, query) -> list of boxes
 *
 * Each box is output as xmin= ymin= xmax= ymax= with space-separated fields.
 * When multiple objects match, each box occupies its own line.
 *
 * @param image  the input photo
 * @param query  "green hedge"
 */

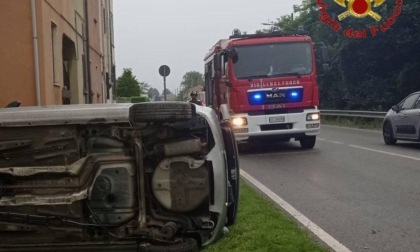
xmin=131 ymin=96 xmax=150 ymax=103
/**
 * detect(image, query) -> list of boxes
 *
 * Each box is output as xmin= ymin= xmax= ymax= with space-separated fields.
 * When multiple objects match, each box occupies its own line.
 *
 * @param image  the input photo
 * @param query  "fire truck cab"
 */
xmin=204 ymin=29 xmax=329 ymax=149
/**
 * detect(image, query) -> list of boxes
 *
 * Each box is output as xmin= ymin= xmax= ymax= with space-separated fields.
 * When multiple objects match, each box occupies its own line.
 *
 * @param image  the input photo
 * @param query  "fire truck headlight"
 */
xmin=231 ymin=117 xmax=248 ymax=126
xmin=306 ymin=113 xmax=320 ymax=121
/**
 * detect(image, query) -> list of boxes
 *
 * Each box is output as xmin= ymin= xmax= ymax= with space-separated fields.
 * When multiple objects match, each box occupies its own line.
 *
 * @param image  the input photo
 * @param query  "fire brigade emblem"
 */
xmin=335 ymin=0 xmax=385 ymax=21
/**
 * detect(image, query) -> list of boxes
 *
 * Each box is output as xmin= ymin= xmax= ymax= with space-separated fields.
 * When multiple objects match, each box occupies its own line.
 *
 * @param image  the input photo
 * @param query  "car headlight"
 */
xmin=306 ymin=113 xmax=320 ymax=121
xmin=231 ymin=117 xmax=248 ymax=126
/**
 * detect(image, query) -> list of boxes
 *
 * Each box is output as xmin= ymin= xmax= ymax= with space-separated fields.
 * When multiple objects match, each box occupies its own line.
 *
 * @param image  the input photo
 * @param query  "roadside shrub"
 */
xmin=116 ymin=97 xmax=131 ymax=103
xmin=131 ymin=96 xmax=150 ymax=103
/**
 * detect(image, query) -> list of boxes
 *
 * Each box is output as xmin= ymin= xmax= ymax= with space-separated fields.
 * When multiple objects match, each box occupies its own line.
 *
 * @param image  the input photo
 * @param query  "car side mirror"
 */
xmin=315 ymin=43 xmax=330 ymax=75
xmin=322 ymin=63 xmax=330 ymax=72
xmin=214 ymin=54 xmax=221 ymax=72
xmin=228 ymin=48 xmax=238 ymax=64
xmin=391 ymin=105 xmax=400 ymax=113
xmin=320 ymin=46 xmax=330 ymax=72
xmin=320 ymin=45 xmax=329 ymax=64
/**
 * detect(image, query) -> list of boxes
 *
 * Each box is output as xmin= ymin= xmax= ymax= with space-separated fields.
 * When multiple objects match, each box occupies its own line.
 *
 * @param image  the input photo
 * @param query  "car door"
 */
xmin=411 ymin=96 xmax=420 ymax=139
xmin=394 ymin=93 xmax=420 ymax=139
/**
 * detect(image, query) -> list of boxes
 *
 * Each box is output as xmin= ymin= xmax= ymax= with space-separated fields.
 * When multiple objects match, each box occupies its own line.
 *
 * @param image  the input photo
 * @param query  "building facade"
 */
xmin=0 ymin=0 xmax=115 ymax=107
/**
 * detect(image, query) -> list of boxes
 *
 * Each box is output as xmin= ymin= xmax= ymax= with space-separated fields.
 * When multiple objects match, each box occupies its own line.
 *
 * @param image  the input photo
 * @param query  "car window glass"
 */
xmin=401 ymin=94 xmax=419 ymax=110
xmin=414 ymin=97 xmax=420 ymax=109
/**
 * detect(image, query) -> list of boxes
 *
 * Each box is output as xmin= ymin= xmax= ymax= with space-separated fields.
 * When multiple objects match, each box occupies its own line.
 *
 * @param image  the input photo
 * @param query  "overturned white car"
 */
xmin=0 ymin=102 xmax=239 ymax=251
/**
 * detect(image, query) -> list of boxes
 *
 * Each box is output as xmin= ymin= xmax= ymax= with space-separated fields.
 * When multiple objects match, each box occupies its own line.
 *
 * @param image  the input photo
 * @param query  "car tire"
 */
xmin=383 ymin=121 xmax=397 ymax=145
xmin=129 ymin=102 xmax=194 ymax=124
xmin=139 ymin=238 xmax=198 ymax=252
xmin=299 ymin=136 xmax=316 ymax=149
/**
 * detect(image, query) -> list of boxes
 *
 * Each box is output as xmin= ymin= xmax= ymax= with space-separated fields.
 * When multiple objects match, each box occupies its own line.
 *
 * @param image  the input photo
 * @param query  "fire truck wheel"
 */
xmin=237 ymin=142 xmax=253 ymax=153
xmin=299 ymin=136 xmax=316 ymax=149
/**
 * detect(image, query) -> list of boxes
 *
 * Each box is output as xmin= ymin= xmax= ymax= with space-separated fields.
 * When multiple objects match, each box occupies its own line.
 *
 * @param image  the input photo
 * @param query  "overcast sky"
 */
xmin=113 ymin=0 xmax=302 ymax=94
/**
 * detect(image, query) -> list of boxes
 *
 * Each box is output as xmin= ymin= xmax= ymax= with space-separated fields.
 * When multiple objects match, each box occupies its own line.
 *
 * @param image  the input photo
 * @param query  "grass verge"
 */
xmin=202 ymin=182 xmax=327 ymax=252
xmin=321 ymin=115 xmax=382 ymax=131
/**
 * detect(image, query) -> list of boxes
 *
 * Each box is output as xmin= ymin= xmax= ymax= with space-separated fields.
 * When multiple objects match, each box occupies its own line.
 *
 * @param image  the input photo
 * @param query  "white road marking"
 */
xmin=241 ymin=170 xmax=352 ymax=252
xmin=320 ymin=137 xmax=420 ymax=161
xmin=349 ymin=145 xmax=420 ymax=161
xmin=329 ymin=141 xmax=344 ymax=145
xmin=317 ymin=138 xmax=344 ymax=145
xmin=242 ymin=151 xmax=314 ymax=157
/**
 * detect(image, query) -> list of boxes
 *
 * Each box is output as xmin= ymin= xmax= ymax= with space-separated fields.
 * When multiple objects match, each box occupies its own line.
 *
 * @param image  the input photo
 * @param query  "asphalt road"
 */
xmin=239 ymin=125 xmax=420 ymax=252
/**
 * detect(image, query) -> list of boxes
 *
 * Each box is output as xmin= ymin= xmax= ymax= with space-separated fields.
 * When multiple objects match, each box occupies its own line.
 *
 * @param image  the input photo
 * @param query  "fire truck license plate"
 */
xmin=269 ymin=116 xmax=285 ymax=123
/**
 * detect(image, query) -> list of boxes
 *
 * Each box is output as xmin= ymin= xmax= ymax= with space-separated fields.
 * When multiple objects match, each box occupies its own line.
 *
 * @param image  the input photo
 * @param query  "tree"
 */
xmin=162 ymin=89 xmax=173 ymax=95
xmin=177 ymin=71 xmax=204 ymax=101
xmin=147 ymin=88 xmax=160 ymax=101
xmin=116 ymin=68 xmax=141 ymax=97
xmin=268 ymin=0 xmax=420 ymax=111
xmin=139 ymin=82 xmax=150 ymax=93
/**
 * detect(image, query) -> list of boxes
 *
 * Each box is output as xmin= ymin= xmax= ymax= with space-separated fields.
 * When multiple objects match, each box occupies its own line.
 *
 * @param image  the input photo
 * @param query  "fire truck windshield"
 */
xmin=232 ymin=42 xmax=313 ymax=79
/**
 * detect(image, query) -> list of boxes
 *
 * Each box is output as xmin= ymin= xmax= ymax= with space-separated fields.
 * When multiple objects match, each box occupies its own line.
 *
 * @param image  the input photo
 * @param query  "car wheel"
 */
xmin=299 ymin=136 xmax=316 ymax=149
xmin=221 ymin=124 xmax=240 ymax=226
xmin=383 ymin=122 xmax=397 ymax=145
xmin=139 ymin=238 xmax=198 ymax=252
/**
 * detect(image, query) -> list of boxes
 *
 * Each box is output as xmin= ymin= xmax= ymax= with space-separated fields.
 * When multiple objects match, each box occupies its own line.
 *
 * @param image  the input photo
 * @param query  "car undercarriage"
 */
xmin=0 ymin=103 xmax=237 ymax=251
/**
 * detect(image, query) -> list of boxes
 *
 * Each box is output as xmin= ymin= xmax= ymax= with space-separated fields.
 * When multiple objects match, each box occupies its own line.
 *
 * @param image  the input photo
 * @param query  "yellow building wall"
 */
xmin=40 ymin=0 xmax=85 ymax=105
xmin=0 ymin=1 xmax=36 ymax=107
xmin=0 ymin=0 xmax=113 ymax=107
xmin=87 ymin=0 xmax=104 ymax=103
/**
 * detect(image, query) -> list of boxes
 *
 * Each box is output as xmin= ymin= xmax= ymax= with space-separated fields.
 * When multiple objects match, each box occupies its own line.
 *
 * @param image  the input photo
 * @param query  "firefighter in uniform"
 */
xmin=189 ymin=91 xmax=203 ymax=106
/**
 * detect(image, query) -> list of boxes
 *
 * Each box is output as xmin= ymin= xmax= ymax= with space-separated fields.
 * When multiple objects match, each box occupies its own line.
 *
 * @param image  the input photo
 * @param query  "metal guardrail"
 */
xmin=320 ymin=110 xmax=387 ymax=119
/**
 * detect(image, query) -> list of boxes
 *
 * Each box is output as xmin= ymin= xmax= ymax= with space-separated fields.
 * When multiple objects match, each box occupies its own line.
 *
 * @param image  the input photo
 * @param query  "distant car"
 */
xmin=383 ymin=91 xmax=420 ymax=145
xmin=0 ymin=102 xmax=239 ymax=252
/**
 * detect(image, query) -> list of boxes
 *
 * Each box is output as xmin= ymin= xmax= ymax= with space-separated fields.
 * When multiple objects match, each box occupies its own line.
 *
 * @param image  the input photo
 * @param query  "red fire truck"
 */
xmin=204 ymin=29 xmax=329 ymax=149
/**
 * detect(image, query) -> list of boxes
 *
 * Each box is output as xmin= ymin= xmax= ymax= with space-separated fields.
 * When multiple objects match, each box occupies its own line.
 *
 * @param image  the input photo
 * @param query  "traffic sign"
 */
xmin=159 ymin=65 xmax=170 ymax=77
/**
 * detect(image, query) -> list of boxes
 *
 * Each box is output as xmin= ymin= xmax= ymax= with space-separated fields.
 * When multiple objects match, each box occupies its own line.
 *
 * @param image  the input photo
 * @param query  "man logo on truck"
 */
xmin=266 ymin=93 xmax=286 ymax=99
